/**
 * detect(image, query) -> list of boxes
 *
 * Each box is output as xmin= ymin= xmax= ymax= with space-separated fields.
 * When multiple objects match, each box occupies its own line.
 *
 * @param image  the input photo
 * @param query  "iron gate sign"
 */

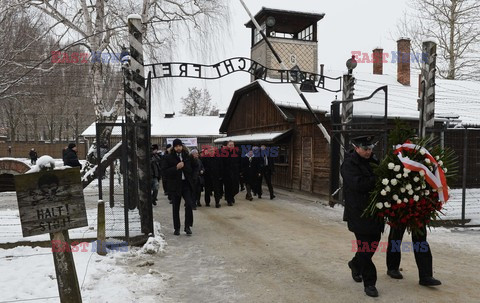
xmin=145 ymin=57 xmax=342 ymax=93
xmin=15 ymin=168 xmax=88 ymax=237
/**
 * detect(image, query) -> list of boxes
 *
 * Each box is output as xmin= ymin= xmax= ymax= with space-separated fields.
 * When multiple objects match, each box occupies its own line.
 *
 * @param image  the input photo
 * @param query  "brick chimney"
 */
xmin=372 ymin=47 xmax=383 ymax=75
xmin=397 ymin=38 xmax=410 ymax=85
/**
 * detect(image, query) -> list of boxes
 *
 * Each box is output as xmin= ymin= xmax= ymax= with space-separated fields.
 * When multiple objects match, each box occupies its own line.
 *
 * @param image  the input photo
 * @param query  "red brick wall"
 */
xmin=0 ymin=142 xmax=87 ymax=159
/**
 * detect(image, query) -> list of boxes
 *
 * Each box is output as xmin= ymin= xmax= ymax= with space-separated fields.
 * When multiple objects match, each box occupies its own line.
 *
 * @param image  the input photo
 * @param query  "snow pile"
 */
xmin=139 ymin=222 xmax=166 ymax=255
xmin=26 ymin=155 xmax=56 ymax=173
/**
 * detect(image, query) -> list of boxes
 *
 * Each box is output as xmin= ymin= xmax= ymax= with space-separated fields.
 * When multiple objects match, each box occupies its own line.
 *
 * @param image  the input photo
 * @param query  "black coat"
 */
xmin=222 ymin=147 xmax=240 ymax=194
xmin=241 ymin=156 xmax=261 ymax=185
xmin=63 ymin=148 xmax=81 ymax=167
xmin=161 ymin=149 xmax=194 ymax=196
xmin=191 ymin=157 xmax=204 ymax=187
xmin=341 ymin=150 xmax=383 ymax=235
xmin=151 ymin=152 xmax=162 ymax=179
xmin=202 ymin=156 xmax=223 ymax=188
xmin=29 ymin=150 xmax=38 ymax=160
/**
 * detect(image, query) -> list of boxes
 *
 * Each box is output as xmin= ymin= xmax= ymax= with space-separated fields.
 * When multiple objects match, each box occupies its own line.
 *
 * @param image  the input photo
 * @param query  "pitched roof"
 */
xmin=81 ymin=116 xmax=225 ymax=137
xmin=223 ymin=72 xmax=479 ymax=126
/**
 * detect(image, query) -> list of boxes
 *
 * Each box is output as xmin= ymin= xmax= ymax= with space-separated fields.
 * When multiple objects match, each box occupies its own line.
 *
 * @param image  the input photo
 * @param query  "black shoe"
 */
xmin=174 ymin=229 xmax=180 ymax=236
xmin=152 ymin=200 xmax=157 ymax=206
xmin=192 ymin=206 xmax=197 ymax=210
xmin=215 ymin=203 xmax=221 ymax=208
xmin=419 ymin=277 xmax=442 ymax=286
xmin=205 ymin=203 xmax=210 ymax=207
xmin=227 ymin=202 xmax=233 ymax=206
xmin=258 ymin=195 xmax=262 ymax=199
xmin=184 ymin=227 xmax=192 ymax=235
xmin=364 ymin=285 xmax=378 ymax=297
xmin=348 ymin=261 xmax=362 ymax=283
xmin=197 ymin=202 xmax=202 ymax=207
xmin=387 ymin=269 xmax=403 ymax=279
xmin=270 ymin=195 xmax=275 ymax=200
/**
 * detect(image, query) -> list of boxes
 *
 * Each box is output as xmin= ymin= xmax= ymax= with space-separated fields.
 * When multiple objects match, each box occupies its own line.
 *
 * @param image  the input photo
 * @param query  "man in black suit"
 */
xmin=259 ymin=144 xmax=275 ymax=199
xmin=162 ymin=139 xmax=195 ymax=236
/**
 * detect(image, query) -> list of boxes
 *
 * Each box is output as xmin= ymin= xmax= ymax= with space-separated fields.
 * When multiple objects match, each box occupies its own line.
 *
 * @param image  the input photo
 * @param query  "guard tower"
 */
xmin=245 ymin=7 xmax=325 ymax=79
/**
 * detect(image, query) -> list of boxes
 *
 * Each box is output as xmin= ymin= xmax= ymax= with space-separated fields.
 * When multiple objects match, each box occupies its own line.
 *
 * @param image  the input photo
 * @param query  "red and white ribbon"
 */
xmin=394 ymin=143 xmax=449 ymax=202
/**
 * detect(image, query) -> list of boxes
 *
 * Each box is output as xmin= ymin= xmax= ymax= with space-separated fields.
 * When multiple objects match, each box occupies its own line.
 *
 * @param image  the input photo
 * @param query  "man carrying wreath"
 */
xmin=341 ymin=135 xmax=384 ymax=297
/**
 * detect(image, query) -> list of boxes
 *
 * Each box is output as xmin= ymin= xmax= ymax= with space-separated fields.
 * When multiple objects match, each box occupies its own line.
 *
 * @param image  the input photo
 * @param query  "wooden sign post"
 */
xmin=15 ymin=168 xmax=87 ymax=303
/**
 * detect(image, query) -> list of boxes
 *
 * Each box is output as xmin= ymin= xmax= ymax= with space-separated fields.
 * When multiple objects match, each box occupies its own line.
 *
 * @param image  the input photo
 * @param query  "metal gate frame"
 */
xmin=329 ymin=85 xmax=388 ymax=205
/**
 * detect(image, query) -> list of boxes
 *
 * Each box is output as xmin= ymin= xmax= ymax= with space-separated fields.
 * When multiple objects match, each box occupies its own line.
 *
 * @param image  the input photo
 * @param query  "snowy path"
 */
xmin=142 ymin=189 xmax=480 ymax=303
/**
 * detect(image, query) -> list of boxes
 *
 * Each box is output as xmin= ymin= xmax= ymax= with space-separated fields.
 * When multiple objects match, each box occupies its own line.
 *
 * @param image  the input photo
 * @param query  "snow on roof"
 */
xmin=214 ymin=130 xmax=289 ymax=143
xmin=255 ymin=72 xmax=480 ymax=125
xmin=82 ymin=116 xmax=225 ymax=137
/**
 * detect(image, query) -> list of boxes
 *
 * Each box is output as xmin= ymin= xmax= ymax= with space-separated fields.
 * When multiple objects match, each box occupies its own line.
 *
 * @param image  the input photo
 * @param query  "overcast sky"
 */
xmin=151 ymin=0 xmax=410 ymax=116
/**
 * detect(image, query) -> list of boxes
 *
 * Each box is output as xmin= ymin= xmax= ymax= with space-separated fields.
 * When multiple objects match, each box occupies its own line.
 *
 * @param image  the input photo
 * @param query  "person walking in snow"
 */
xmin=190 ymin=148 xmax=204 ymax=209
xmin=222 ymin=140 xmax=240 ymax=206
xmin=63 ymin=143 xmax=82 ymax=168
xmin=201 ymin=145 xmax=224 ymax=208
xmin=240 ymin=148 xmax=261 ymax=201
xmin=162 ymin=139 xmax=195 ymax=236
xmin=29 ymin=148 xmax=38 ymax=165
xmin=150 ymin=144 xmax=162 ymax=206
xmin=341 ymin=135 xmax=383 ymax=298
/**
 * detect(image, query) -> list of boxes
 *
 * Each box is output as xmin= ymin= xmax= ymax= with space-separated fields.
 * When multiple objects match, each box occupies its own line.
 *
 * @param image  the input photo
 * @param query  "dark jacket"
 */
xmin=241 ymin=155 xmax=261 ymax=185
xmin=222 ymin=146 xmax=241 ymax=195
xmin=63 ymin=147 xmax=81 ymax=167
xmin=161 ymin=149 xmax=194 ymax=196
xmin=29 ymin=150 xmax=38 ymax=160
xmin=191 ymin=156 xmax=204 ymax=187
xmin=258 ymin=152 xmax=275 ymax=174
xmin=151 ymin=152 xmax=162 ymax=179
xmin=341 ymin=150 xmax=383 ymax=234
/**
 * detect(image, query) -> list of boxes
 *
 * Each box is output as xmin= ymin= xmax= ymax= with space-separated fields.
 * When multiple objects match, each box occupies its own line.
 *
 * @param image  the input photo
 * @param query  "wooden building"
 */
xmin=218 ymin=81 xmax=332 ymax=196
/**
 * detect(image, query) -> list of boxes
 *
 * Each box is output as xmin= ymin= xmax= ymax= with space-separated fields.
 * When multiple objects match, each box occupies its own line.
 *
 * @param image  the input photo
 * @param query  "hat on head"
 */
xmin=151 ymin=144 xmax=159 ymax=150
xmin=172 ymin=138 xmax=183 ymax=147
xmin=68 ymin=143 xmax=76 ymax=149
xmin=351 ymin=135 xmax=376 ymax=149
xmin=190 ymin=148 xmax=198 ymax=155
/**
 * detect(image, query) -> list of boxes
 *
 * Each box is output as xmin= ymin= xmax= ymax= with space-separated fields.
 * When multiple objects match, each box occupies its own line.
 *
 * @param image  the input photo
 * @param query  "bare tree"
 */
xmin=180 ymin=87 xmax=218 ymax=116
xmin=395 ymin=0 xmax=480 ymax=79
xmin=14 ymin=0 xmax=228 ymax=121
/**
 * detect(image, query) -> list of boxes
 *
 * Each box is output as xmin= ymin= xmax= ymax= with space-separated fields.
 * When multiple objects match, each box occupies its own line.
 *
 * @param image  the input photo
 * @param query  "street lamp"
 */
xmin=346 ymin=55 xmax=357 ymax=75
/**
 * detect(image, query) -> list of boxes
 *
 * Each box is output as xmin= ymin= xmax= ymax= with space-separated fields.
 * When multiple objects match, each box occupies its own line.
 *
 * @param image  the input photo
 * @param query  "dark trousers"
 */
xmin=204 ymin=177 xmax=222 ymax=205
xmin=260 ymin=169 xmax=274 ymax=196
xmin=387 ymin=226 xmax=433 ymax=279
xmin=172 ymin=180 xmax=194 ymax=230
xmin=162 ymin=179 xmax=168 ymax=194
xmin=223 ymin=177 xmax=238 ymax=203
xmin=352 ymin=232 xmax=381 ymax=287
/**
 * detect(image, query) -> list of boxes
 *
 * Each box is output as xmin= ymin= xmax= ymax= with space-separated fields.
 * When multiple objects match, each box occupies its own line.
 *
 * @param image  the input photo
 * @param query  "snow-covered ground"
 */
xmin=0 ymin=222 xmax=167 ymax=303
xmin=1 ymin=157 xmax=479 ymax=302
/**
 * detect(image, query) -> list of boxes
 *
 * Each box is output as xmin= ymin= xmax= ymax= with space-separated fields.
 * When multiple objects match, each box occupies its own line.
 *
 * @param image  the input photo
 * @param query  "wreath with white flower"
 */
xmin=364 ymin=122 xmax=457 ymax=235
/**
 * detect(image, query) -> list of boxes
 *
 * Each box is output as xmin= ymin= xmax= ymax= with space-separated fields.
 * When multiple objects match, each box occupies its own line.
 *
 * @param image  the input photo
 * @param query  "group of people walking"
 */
xmin=341 ymin=135 xmax=441 ymax=298
xmin=150 ymin=139 xmax=276 ymax=236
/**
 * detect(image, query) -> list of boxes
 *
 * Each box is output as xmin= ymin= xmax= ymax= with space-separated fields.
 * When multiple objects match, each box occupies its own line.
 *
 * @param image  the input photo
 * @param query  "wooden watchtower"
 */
xmin=245 ymin=7 xmax=325 ymax=78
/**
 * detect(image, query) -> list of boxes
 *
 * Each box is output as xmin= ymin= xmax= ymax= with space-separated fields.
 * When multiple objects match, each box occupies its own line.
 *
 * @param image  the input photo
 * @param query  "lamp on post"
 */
xmin=346 ymin=55 xmax=357 ymax=75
